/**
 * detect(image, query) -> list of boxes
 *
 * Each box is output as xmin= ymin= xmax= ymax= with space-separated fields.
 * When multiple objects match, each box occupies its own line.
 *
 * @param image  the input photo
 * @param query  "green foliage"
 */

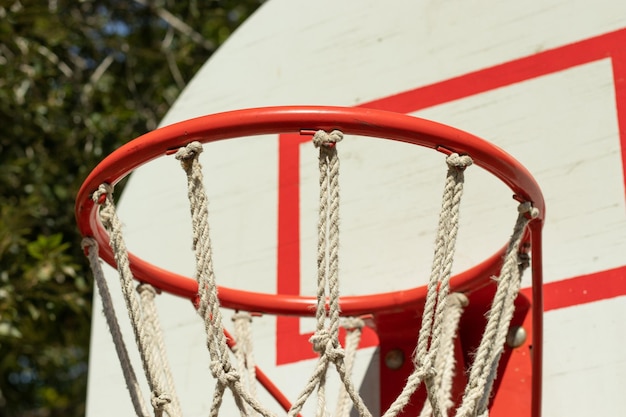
xmin=0 ymin=0 xmax=264 ymax=415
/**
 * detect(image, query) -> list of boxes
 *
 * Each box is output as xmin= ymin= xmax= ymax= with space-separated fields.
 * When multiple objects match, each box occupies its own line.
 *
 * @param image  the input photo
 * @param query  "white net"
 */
xmin=84 ymin=131 xmax=538 ymax=417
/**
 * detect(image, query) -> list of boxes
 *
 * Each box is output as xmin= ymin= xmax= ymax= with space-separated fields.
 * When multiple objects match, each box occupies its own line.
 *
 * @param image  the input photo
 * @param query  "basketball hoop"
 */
xmin=76 ymin=106 xmax=544 ymax=417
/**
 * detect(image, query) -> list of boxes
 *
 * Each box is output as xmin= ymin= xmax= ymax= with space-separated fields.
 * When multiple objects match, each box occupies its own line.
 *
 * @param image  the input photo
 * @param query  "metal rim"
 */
xmin=75 ymin=105 xmax=545 ymax=316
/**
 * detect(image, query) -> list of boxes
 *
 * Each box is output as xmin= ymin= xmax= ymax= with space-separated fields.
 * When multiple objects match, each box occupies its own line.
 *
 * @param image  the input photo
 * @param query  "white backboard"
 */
xmin=85 ymin=0 xmax=626 ymax=416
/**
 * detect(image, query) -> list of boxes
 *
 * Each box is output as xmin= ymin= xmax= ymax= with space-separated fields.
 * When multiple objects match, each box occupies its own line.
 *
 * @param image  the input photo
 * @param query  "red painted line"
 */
xmin=361 ymin=28 xmax=626 ymax=114
xmin=276 ymin=133 xmax=310 ymax=365
xmin=276 ymin=133 xmax=305 ymax=298
xmin=611 ymin=46 xmax=626 ymax=207
xmin=276 ymin=28 xmax=626 ymax=365
xmin=521 ymin=265 xmax=626 ymax=312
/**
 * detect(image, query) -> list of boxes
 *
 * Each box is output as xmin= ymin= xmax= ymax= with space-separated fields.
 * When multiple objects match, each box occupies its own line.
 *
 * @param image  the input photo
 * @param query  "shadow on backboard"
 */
xmin=352 ymin=347 xmax=381 ymax=417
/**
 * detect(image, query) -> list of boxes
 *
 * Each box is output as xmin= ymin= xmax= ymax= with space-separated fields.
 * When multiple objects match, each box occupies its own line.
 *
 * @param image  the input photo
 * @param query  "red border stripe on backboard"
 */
xmin=521 ymin=265 xmax=626 ymax=312
xmin=361 ymin=28 xmax=626 ymax=202
xmin=363 ymin=29 xmax=622 ymax=113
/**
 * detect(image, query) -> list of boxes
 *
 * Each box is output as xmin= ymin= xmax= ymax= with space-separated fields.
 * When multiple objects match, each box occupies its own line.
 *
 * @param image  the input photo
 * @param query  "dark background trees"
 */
xmin=0 ymin=1 xmax=264 ymax=415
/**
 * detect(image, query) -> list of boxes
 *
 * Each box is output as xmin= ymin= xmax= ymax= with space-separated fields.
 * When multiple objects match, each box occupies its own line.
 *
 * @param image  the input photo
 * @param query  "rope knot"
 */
xmin=81 ymin=237 xmax=97 ymax=253
xmin=446 ymin=153 xmax=473 ymax=170
xmin=414 ymin=352 xmax=437 ymax=373
xmin=231 ymin=311 xmax=252 ymax=323
xmin=517 ymin=201 xmax=539 ymax=219
xmin=448 ymin=292 xmax=469 ymax=308
xmin=92 ymin=183 xmax=114 ymax=204
xmin=416 ymin=365 xmax=437 ymax=381
xmin=309 ymin=330 xmax=345 ymax=361
xmin=340 ymin=317 xmax=365 ymax=331
xmin=309 ymin=330 xmax=330 ymax=354
xmin=151 ymin=392 xmax=172 ymax=410
xmin=415 ymin=354 xmax=438 ymax=380
xmin=175 ymin=141 xmax=204 ymax=172
xmin=93 ymin=183 xmax=116 ymax=225
xmin=313 ymin=129 xmax=343 ymax=148
xmin=136 ymin=282 xmax=159 ymax=297
xmin=326 ymin=345 xmax=345 ymax=362
xmin=210 ymin=361 xmax=240 ymax=386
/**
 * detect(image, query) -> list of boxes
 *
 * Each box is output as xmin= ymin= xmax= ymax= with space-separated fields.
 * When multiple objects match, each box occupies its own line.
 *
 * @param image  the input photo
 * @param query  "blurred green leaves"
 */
xmin=0 ymin=0 xmax=264 ymax=415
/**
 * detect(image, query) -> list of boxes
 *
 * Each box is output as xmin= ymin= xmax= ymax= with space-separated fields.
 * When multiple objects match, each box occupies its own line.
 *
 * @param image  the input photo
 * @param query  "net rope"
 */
xmin=82 ymin=237 xmax=151 ymax=417
xmin=285 ymin=131 xmax=372 ymax=417
xmin=418 ymin=292 xmax=469 ymax=417
xmin=455 ymin=201 xmax=537 ymax=417
xmin=381 ymin=152 xmax=474 ymax=417
xmin=335 ymin=317 xmax=365 ymax=417
xmin=85 ymin=130 xmax=537 ymax=417
xmin=88 ymin=185 xmax=183 ymax=417
xmin=174 ymin=142 xmax=276 ymax=417
xmin=137 ymin=283 xmax=183 ymax=416
xmin=232 ymin=311 xmax=259 ymax=416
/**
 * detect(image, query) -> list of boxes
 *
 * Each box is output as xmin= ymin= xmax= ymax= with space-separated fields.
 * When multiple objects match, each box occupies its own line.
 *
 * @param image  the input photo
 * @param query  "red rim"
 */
xmin=75 ymin=106 xmax=545 ymax=316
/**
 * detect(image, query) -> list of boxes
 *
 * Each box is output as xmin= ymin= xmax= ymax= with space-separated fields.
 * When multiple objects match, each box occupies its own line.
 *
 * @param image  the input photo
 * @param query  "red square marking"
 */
xmin=277 ymin=28 xmax=626 ymax=365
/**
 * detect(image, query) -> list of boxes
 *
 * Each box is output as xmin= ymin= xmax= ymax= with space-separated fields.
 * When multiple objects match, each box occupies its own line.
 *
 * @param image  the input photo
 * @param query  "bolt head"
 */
xmin=384 ymin=348 xmax=405 ymax=370
xmin=506 ymin=326 xmax=527 ymax=348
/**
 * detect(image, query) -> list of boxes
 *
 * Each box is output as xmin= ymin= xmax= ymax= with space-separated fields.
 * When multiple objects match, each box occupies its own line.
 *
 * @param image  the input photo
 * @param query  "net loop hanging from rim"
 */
xmin=85 ymin=184 xmax=183 ymax=417
xmin=174 ymin=142 xmax=276 ymax=417
xmin=381 ymin=151 xmax=473 ymax=417
xmin=286 ymin=130 xmax=372 ymax=417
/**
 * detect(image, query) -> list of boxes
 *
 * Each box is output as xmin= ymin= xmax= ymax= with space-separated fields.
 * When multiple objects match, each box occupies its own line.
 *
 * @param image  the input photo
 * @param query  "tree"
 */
xmin=0 ymin=1 xmax=264 ymax=415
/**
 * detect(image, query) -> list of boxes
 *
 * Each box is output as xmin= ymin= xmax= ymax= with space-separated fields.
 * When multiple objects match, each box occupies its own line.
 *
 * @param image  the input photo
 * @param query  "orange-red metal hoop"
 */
xmin=75 ymin=106 xmax=544 ymax=415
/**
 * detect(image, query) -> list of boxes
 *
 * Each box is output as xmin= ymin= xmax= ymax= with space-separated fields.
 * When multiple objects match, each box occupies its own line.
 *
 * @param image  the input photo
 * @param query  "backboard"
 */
xmin=85 ymin=0 xmax=626 ymax=416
